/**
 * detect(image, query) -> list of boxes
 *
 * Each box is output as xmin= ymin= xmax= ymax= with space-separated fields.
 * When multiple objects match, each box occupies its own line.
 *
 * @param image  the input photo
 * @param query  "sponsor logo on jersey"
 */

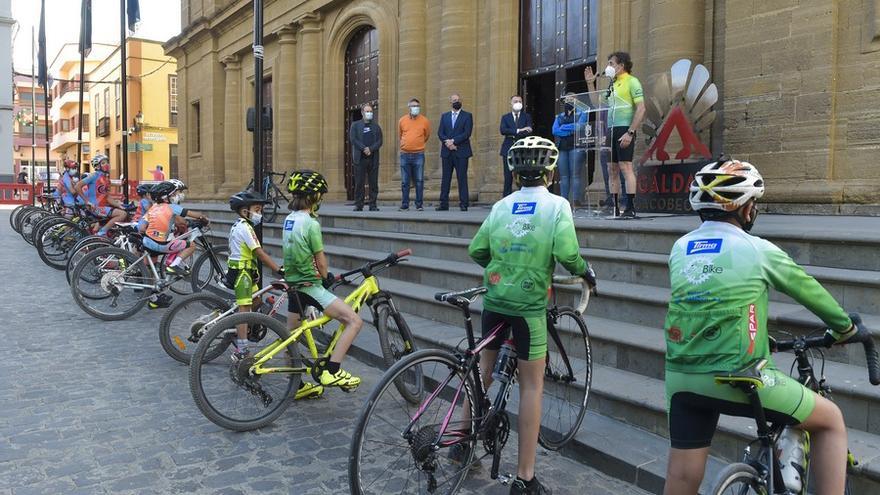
xmin=506 ymin=218 xmax=535 ymax=238
xmin=511 ymin=202 xmax=536 ymax=215
xmin=747 ymin=303 xmax=758 ymax=354
xmin=686 ymin=238 xmax=723 ymax=255
xmin=284 ymin=219 xmax=295 ymax=231
xmin=667 ymin=326 xmax=683 ymax=343
xmin=489 ymin=272 xmax=501 ymax=285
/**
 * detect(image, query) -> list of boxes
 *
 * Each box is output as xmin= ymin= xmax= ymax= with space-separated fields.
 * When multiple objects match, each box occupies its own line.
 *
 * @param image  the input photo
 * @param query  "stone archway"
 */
xmin=343 ymin=26 xmax=379 ymax=200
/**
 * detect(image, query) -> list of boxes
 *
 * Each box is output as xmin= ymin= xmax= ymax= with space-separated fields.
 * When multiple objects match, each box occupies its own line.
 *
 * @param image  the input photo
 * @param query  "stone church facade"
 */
xmin=165 ymin=0 xmax=880 ymax=206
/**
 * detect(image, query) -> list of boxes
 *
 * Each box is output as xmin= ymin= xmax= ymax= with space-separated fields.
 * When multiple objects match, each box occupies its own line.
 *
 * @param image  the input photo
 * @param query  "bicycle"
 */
xmin=188 ymin=249 xmax=422 ymax=431
xmin=348 ymin=275 xmax=592 ymax=495
xmin=246 ymin=170 xmax=289 ymax=223
xmin=158 ymin=280 xmax=295 ymax=364
xmin=708 ymin=314 xmax=880 ymax=495
xmin=68 ymin=219 xmax=227 ymax=320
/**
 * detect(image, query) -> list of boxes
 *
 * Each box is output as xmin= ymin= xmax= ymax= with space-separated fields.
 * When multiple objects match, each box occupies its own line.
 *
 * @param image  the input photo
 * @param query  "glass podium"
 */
xmin=566 ymin=90 xmax=611 ymax=218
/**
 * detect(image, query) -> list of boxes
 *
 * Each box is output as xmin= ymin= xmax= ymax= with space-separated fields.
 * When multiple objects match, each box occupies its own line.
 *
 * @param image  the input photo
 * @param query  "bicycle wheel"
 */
xmin=263 ymin=196 xmax=279 ymax=224
xmin=69 ymin=247 xmax=152 ymax=320
xmin=21 ymin=210 xmax=54 ymax=245
xmin=709 ymin=463 xmax=768 ymax=494
xmin=9 ymin=204 xmax=30 ymax=233
xmin=159 ymin=292 xmax=234 ymax=364
xmin=190 ymin=244 xmax=229 ymax=292
xmin=538 ymin=307 xmax=592 ymax=451
xmin=349 ymin=349 xmax=476 ymax=495
xmin=189 ymin=312 xmax=302 ymax=431
xmin=375 ymin=304 xmax=423 ymax=404
xmin=65 ymin=236 xmax=114 ymax=285
xmin=160 ymin=254 xmax=195 ymax=296
xmin=13 ymin=206 xmax=38 ymax=234
xmin=37 ymin=220 xmax=86 ymax=270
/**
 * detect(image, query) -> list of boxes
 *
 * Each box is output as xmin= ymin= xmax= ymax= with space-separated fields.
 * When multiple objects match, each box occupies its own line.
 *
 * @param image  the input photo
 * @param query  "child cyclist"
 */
xmin=133 ymin=183 xmax=153 ymax=222
xmin=283 ymin=170 xmax=363 ymax=390
xmin=227 ymin=190 xmax=325 ymax=400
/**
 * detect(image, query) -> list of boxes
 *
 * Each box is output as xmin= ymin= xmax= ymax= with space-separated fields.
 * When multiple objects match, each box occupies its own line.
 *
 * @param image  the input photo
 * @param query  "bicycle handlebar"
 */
xmin=774 ymin=313 xmax=880 ymax=386
xmin=336 ymin=248 xmax=413 ymax=282
xmin=552 ymin=275 xmax=591 ymax=315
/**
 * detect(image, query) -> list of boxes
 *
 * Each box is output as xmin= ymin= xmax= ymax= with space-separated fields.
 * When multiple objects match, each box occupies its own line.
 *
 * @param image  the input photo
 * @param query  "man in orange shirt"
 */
xmin=398 ymin=98 xmax=431 ymax=211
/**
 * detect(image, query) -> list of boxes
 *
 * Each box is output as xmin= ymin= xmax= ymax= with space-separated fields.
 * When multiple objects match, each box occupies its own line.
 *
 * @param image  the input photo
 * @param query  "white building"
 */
xmin=0 ymin=0 xmax=14 ymax=182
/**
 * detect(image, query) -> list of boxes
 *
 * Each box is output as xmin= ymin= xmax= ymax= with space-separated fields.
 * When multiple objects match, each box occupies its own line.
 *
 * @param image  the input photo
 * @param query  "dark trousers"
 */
xmin=439 ymin=155 xmax=469 ymax=208
xmin=502 ymin=156 xmax=514 ymax=197
xmin=354 ymin=153 xmax=379 ymax=208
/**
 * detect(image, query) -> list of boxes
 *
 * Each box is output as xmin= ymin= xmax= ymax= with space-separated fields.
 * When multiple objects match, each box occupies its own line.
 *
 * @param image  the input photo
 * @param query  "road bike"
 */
xmin=188 ymin=249 xmax=422 ymax=431
xmin=348 ymin=275 xmax=592 ymax=494
xmin=246 ymin=170 xmax=289 ymax=223
xmin=68 ymin=220 xmax=227 ymax=320
xmin=709 ymin=314 xmax=879 ymax=495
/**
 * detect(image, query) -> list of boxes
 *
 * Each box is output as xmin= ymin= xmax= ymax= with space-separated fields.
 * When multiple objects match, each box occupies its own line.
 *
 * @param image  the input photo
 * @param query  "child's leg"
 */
xmin=323 ymin=298 xmax=363 ymax=364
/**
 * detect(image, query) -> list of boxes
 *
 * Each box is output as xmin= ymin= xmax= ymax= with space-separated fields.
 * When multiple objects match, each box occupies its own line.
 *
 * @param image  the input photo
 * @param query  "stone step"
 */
xmin=191 ymin=202 xmax=880 ymax=272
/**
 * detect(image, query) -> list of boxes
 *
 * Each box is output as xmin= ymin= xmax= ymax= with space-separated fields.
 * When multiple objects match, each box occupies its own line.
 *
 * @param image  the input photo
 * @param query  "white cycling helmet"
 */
xmin=168 ymin=178 xmax=187 ymax=191
xmin=507 ymin=136 xmax=559 ymax=181
xmin=689 ymin=159 xmax=765 ymax=212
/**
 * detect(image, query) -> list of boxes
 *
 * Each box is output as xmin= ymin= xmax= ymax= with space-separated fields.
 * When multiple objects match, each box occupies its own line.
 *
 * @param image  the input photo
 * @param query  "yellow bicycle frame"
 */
xmin=250 ymin=276 xmax=381 ymax=375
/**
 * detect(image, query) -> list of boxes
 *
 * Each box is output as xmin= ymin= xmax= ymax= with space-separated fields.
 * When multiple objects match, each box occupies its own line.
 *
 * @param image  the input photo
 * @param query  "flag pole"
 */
xmin=119 ymin=0 xmax=129 ymax=203
xmin=30 ymin=26 xmax=36 ymax=205
xmin=76 ymin=1 xmax=87 ymax=175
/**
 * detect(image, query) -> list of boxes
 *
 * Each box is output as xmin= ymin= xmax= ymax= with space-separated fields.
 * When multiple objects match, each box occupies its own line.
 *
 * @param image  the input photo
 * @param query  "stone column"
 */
xmin=390 ymin=0 xmax=427 ymax=187
xmin=295 ymin=14 xmax=325 ymax=184
xmin=275 ymin=24 xmax=298 ymax=172
xmin=219 ymin=54 xmax=243 ymax=195
xmin=436 ymin=0 xmax=477 ymax=204
xmin=647 ymin=0 xmax=705 ymax=78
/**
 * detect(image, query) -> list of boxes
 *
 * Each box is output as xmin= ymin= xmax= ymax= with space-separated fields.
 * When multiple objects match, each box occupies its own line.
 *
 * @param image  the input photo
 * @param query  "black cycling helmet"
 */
xmin=287 ymin=169 xmax=328 ymax=195
xmin=229 ymin=190 xmax=269 ymax=212
xmin=136 ymin=183 xmax=153 ymax=197
xmin=507 ymin=136 xmax=559 ymax=181
xmin=150 ymin=181 xmax=176 ymax=202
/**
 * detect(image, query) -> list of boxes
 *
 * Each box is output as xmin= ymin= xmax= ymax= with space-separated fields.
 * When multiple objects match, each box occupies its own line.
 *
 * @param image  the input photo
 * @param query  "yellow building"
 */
xmin=165 ymin=0 xmax=880 ymax=206
xmin=87 ymin=38 xmax=179 ymax=182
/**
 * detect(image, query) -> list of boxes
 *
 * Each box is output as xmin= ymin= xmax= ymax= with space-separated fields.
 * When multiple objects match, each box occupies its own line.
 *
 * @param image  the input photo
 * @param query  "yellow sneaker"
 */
xmin=319 ymin=368 xmax=361 ymax=390
xmin=295 ymin=382 xmax=324 ymax=400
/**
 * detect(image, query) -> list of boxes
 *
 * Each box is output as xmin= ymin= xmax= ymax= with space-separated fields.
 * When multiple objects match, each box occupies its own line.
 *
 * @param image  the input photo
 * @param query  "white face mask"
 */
xmin=250 ymin=211 xmax=262 ymax=225
xmin=364 ymin=112 xmax=373 ymax=121
xmin=604 ymin=65 xmax=617 ymax=78
xmin=409 ymin=106 xmax=420 ymax=116
xmin=171 ymin=192 xmax=184 ymax=204
xmin=512 ymin=102 xmax=523 ymax=112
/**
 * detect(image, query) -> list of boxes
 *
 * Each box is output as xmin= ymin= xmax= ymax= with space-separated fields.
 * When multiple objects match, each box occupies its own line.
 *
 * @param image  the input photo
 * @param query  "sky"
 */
xmin=10 ymin=0 xmax=183 ymax=74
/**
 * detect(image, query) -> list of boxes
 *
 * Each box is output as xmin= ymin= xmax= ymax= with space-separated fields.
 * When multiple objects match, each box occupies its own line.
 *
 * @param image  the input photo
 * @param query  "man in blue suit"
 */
xmin=499 ymin=95 xmax=533 ymax=197
xmin=437 ymin=93 xmax=473 ymax=211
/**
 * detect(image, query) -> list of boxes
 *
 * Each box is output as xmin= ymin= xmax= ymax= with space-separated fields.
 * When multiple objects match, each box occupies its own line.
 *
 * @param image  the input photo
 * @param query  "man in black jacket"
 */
xmin=349 ymin=103 xmax=384 ymax=211
xmin=499 ymin=95 xmax=533 ymax=197
xmin=437 ymin=93 xmax=473 ymax=211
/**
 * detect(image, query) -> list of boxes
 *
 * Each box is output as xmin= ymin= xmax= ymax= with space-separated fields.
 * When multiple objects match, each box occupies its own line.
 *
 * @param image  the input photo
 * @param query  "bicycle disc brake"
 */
xmin=228 ymin=358 xmax=273 ymax=407
xmin=99 ymin=270 xmax=124 ymax=295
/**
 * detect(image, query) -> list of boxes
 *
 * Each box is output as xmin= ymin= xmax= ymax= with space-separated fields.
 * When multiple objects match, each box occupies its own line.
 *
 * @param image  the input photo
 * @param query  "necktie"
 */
xmin=451 ymin=112 xmax=457 ymax=128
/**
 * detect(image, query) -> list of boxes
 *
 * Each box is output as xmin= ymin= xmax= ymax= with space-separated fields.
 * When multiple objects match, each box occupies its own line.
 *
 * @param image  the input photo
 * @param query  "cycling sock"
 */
xmin=235 ymin=339 xmax=249 ymax=351
xmin=516 ymin=476 xmax=537 ymax=487
xmin=326 ymin=361 xmax=341 ymax=374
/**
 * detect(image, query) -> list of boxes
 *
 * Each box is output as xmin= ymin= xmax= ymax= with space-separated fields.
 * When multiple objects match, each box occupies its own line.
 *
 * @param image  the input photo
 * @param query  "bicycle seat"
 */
xmin=270 ymin=280 xmax=289 ymax=291
xmin=435 ymin=287 xmax=487 ymax=307
xmin=714 ymin=358 xmax=768 ymax=389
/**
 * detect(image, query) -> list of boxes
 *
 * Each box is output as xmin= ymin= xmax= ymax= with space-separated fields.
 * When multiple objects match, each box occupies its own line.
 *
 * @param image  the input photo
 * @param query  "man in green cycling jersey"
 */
xmin=663 ymin=159 xmax=856 ymax=495
xmin=467 ymin=136 xmax=596 ymax=495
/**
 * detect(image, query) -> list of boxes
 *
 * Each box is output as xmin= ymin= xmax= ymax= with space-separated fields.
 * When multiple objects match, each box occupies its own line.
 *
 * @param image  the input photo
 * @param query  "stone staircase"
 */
xmin=191 ymin=202 xmax=880 ymax=494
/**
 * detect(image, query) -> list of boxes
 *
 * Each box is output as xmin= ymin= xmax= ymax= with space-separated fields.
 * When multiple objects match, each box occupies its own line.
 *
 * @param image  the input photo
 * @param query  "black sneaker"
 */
xmin=435 ymin=206 xmax=449 ymax=211
xmin=399 ymin=206 xmax=409 ymax=211
xmin=447 ymin=443 xmax=481 ymax=470
xmin=353 ymin=206 xmax=363 ymax=212
xmin=620 ymin=209 xmax=637 ymax=219
xmin=416 ymin=205 xmax=424 ymax=211
xmin=148 ymin=293 xmax=174 ymax=309
xmin=509 ymin=476 xmax=552 ymax=495
xmin=369 ymin=206 xmax=379 ymax=211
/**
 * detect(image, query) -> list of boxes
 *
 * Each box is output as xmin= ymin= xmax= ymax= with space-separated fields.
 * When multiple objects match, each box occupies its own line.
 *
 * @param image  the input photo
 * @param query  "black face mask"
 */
xmin=451 ymin=101 xmax=462 ymax=111
xmin=741 ymin=205 xmax=759 ymax=232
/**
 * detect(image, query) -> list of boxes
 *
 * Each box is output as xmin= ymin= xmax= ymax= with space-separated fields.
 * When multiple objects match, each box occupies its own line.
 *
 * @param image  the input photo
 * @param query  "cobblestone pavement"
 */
xmin=0 ymin=210 xmax=649 ymax=495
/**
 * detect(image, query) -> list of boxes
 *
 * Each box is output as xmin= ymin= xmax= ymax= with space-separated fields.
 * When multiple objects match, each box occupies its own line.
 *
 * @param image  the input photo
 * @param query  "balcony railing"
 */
xmin=97 ymin=116 xmax=110 ymax=137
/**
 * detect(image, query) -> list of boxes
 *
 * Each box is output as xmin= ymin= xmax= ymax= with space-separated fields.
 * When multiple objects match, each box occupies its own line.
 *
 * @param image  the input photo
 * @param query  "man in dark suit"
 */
xmin=499 ymin=95 xmax=533 ymax=196
xmin=437 ymin=93 xmax=473 ymax=211
xmin=349 ymin=103 xmax=383 ymax=211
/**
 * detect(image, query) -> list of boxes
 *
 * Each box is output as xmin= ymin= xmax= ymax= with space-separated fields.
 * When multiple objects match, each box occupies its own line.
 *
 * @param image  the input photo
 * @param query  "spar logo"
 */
xmin=686 ymin=238 xmax=722 ymax=255
xmin=747 ymin=304 xmax=758 ymax=355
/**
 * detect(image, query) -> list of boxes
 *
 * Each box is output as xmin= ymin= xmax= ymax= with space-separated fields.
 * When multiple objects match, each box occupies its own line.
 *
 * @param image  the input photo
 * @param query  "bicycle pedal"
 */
xmin=497 ymin=473 xmax=514 ymax=485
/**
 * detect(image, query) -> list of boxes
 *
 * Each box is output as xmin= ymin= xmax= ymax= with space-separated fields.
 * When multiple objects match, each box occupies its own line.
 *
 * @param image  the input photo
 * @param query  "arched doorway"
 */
xmin=343 ymin=26 xmax=379 ymax=200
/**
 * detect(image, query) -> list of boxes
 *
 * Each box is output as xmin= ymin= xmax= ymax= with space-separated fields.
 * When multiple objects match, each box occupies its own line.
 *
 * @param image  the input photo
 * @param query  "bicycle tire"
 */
xmin=190 ymin=244 xmax=229 ymax=292
xmin=12 ymin=205 xmax=38 ymax=233
xmin=69 ymin=246 xmax=151 ymax=320
xmin=37 ymin=219 xmax=86 ymax=270
xmin=538 ymin=307 xmax=592 ymax=451
xmin=33 ymin=216 xmax=70 ymax=257
xmin=708 ymin=463 xmax=768 ymax=495
xmin=65 ymin=236 xmax=114 ymax=285
xmin=349 ymin=348 xmax=476 ymax=495
xmin=263 ymin=197 xmax=279 ymax=224
xmin=189 ymin=312 xmax=301 ymax=431
xmin=375 ymin=304 xmax=423 ymax=404
xmin=9 ymin=204 xmax=29 ymax=233
xmin=21 ymin=210 xmax=54 ymax=245
xmin=159 ymin=292 xmax=234 ymax=364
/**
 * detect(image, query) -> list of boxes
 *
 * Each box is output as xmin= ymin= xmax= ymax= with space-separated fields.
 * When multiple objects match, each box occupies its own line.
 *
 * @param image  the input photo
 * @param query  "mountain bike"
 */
xmin=68 ymin=219 xmax=226 ymax=320
xmin=246 ymin=170 xmax=289 ymax=223
xmin=348 ymin=275 xmax=592 ymax=494
xmin=709 ymin=314 xmax=880 ymax=495
xmin=188 ymin=249 xmax=421 ymax=431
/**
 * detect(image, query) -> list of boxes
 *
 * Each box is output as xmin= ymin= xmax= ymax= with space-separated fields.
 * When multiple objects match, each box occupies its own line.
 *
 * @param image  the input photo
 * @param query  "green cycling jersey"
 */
xmin=665 ymin=221 xmax=853 ymax=374
xmin=468 ymin=186 xmax=587 ymax=317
